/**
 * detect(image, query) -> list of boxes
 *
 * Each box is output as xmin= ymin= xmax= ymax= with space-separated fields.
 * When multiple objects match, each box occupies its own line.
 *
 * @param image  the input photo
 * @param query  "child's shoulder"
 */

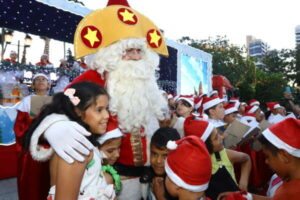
xmin=273 ymin=179 xmax=300 ymax=200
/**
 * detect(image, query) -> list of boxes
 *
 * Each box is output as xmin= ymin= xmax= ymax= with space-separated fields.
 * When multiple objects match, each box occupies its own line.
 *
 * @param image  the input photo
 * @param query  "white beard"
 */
xmin=86 ymin=38 xmax=168 ymax=135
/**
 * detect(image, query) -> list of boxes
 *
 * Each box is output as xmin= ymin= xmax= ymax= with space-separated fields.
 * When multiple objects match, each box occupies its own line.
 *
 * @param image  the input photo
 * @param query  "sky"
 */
xmin=3 ymin=0 xmax=300 ymax=68
xmin=82 ymin=0 xmax=300 ymax=49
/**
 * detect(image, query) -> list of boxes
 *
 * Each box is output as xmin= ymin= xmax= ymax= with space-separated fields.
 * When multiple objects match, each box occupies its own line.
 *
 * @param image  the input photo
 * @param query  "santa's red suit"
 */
xmin=22 ymin=0 xmax=169 ymax=199
xmin=70 ymin=69 xmax=149 ymax=166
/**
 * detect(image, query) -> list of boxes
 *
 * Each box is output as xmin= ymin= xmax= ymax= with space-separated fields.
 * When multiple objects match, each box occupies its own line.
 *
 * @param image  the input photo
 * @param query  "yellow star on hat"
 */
xmin=119 ymin=9 xmax=135 ymax=22
xmin=84 ymin=28 xmax=100 ymax=47
xmin=149 ymin=30 xmax=161 ymax=47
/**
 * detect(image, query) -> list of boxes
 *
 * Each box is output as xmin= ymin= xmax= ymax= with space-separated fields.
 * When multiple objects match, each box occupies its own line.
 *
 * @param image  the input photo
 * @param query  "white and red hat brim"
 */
xmin=97 ymin=128 xmax=123 ymax=145
xmin=248 ymin=105 xmax=259 ymax=113
xmin=165 ymin=160 xmax=209 ymax=192
xmin=263 ymin=128 xmax=300 ymax=157
xmin=203 ymin=98 xmax=224 ymax=111
xmin=225 ymin=107 xmax=238 ymax=115
xmin=177 ymin=97 xmax=194 ymax=107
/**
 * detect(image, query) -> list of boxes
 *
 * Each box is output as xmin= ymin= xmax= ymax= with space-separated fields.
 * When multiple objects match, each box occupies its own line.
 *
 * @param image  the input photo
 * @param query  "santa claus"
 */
xmin=29 ymin=0 xmax=169 ymax=199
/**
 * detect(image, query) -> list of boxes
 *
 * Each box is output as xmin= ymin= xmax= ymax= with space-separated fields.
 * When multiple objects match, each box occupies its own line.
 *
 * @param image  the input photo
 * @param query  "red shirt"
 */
xmin=273 ymin=178 xmax=300 ymax=200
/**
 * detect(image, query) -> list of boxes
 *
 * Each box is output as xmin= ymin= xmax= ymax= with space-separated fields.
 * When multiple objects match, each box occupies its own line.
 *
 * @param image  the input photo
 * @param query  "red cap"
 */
xmin=262 ymin=118 xmax=300 ymax=157
xmin=224 ymin=103 xmax=238 ymax=115
xmin=165 ymin=136 xmax=212 ymax=192
xmin=184 ymin=116 xmax=214 ymax=141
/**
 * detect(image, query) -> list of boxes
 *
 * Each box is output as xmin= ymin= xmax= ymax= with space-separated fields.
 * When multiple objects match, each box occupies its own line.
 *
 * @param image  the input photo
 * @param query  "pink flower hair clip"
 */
xmin=64 ymin=88 xmax=81 ymax=106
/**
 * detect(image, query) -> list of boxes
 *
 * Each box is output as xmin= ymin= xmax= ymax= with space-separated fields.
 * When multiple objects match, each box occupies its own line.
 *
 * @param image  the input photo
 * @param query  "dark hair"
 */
xmin=150 ymin=127 xmax=181 ymax=150
xmin=205 ymin=134 xmax=214 ymax=154
xmin=23 ymin=82 xmax=108 ymax=150
xmin=204 ymin=104 xmax=217 ymax=116
xmin=258 ymin=134 xmax=279 ymax=155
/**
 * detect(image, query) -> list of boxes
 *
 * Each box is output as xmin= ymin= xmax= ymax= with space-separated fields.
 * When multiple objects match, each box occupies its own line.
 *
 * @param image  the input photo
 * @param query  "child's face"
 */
xmin=101 ymin=138 xmax=122 ymax=165
xmin=176 ymin=100 xmax=193 ymax=118
xmin=209 ymin=103 xmax=225 ymax=120
xmin=81 ymin=95 xmax=109 ymax=135
xmin=210 ymin=128 xmax=224 ymax=152
xmin=224 ymin=112 xmax=237 ymax=124
xmin=150 ymin=145 xmax=169 ymax=176
xmin=262 ymin=146 xmax=288 ymax=179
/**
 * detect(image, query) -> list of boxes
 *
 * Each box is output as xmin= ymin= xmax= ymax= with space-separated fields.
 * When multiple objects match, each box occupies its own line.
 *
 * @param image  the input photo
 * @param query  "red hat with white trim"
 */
xmin=176 ymin=95 xmax=195 ymax=107
xmin=184 ymin=116 xmax=215 ymax=141
xmin=202 ymin=97 xmax=224 ymax=111
xmin=245 ymin=105 xmax=259 ymax=114
xmin=209 ymin=90 xmax=218 ymax=97
xmin=229 ymin=97 xmax=240 ymax=104
xmin=97 ymin=117 xmax=123 ymax=145
xmin=262 ymin=118 xmax=300 ymax=157
xmin=241 ymin=113 xmax=257 ymax=123
xmin=194 ymin=97 xmax=203 ymax=111
xmin=165 ymin=136 xmax=212 ymax=192
xmin=266 ymin=102 xmax=283 ymax=112
xmin=248 ymin=99 xmax=260 ymax=106
xmin=224 ymin=103 xmax=238 ymax=115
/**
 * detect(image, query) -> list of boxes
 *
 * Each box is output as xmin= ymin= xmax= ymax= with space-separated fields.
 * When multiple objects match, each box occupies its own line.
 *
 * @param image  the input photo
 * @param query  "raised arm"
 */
xmin=226 ymin=149 xmax=251 ymax=191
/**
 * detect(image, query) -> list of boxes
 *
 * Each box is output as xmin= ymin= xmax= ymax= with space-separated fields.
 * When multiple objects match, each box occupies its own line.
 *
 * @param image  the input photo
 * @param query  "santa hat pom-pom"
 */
xmin=167 ymin=140 xmax=178 ymax=150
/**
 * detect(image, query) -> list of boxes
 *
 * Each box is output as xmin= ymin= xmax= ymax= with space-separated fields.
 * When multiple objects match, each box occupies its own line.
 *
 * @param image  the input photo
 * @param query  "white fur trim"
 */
xmin=177 ymin=97 xmax=194 ymax=107
xmin=274 ymin=104 xmax=283 ymax=109
xmin=225 ymin=107 xmax=238 ymax=115
xmin=250 ymin=101 xmax=260 ymax=106
xmin=97 ymin=128 xmax=123 ymax=145
xmin=195 ymin=99 xmax=203 ymax=110
xmin=167 ymin=141 xmax=178 ymax=150
xmin=30 ymin=114 xmax=69 ymax=161
xmin=242 ymin=192 xmax=253 ymax=200
xmin=262 ymin=128 xmax=300 ymax=158
xmin=165 ymin=160 xmax=209 ymax=192
xmin=209 ymin=90 xmax=218 ymax=97
xmin=248 ymin=106 xmax=259 ymax=113
xmin=201 ymin=122 xmax=214 ymax=142
xmin=203 ymin=98 xmax=224 ymax=111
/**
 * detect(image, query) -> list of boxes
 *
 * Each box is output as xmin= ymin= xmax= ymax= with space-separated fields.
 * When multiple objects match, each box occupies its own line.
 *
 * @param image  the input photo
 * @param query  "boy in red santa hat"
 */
xmin=29 ymin=0 xmax=169 ymax=199
xmin=219 ymin=118 xmax=300 ymax=200
xmin=165 ymin=135 xmax=212 ymax=200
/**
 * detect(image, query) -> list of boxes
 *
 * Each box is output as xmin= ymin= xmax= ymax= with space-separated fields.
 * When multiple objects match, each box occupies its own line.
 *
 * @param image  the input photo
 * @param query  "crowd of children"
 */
xmin=10 ymin=78 xmax=297 ymax=200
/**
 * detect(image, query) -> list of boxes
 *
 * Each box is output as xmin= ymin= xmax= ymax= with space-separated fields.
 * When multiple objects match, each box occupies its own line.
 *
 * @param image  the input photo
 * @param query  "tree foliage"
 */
xmin=261 ymin=49 xmax=297 ymax=86
xmin=179 ymin=36 xmax=290 ymax=102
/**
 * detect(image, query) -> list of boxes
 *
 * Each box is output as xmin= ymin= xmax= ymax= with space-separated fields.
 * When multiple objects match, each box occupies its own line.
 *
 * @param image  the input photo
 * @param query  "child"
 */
xmin=164 ymin=135 xmax=212 ymax=200
xmin=175 ymin=96 xmax=195 ymax=118
xmin=184 ymin=116 xmax=251 ymax=200
xmin=23 ymin=82 xmax=116 ymax=199
xmin=218 ymin=118 xmax=300 ymax=200
xmin=223 ymin=104 xmax=238 ymax=125
xmin=147 ymin=127 xmax=181 ymax=200
xmin=202 ymin=97 xmax=225 ymax=128
xmin=97 ymin=117 xmax=123 ymax=194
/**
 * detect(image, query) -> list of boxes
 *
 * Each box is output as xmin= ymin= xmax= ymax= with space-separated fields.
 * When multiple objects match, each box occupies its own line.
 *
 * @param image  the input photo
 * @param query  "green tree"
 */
xmin=261 ymin=49 xmax=297 ymax=86
xmin=179 ymin=36 xmax=289 ymax=103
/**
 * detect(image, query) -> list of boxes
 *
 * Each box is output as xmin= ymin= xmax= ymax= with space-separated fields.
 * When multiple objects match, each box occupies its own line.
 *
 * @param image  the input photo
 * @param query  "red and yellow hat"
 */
xmin=74 ymin=0 xmax=168 ymax=59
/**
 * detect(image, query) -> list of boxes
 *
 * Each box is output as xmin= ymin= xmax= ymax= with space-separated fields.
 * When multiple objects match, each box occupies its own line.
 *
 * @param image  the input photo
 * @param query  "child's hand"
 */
xmin=238 ymin=181 xmax=248 ymax=191
xmin=152 ymin=177 xmax=166 ymax=200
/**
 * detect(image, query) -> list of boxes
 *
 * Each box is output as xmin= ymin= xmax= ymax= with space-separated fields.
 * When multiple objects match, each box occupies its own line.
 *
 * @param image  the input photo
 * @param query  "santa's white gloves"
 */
xmin=44 ymin=121 xmax=93 ymax=163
